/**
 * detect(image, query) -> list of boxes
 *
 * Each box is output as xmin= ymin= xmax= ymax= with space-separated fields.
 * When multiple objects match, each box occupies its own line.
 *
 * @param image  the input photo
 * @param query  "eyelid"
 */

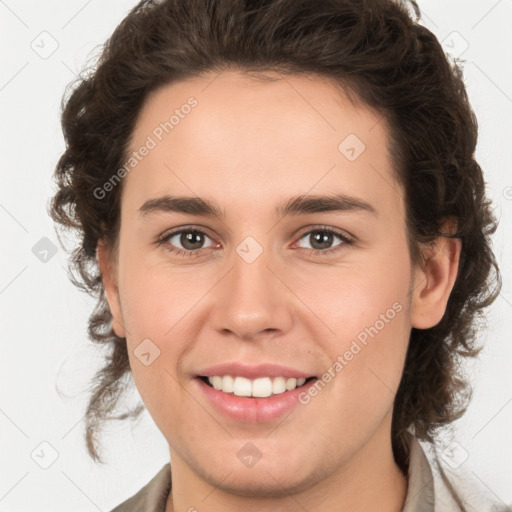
xmin=158 ymin=224 xmax=216 ymax=239
xmin=293 ymin=225 xmax=354 ymax=244
xmin=157 ymin=224 xmax=355 ymax=256
xmin=157 ymin=225 xmax=217 ymax=251
xmin=291 ymin=225 xmax=355 ymax=255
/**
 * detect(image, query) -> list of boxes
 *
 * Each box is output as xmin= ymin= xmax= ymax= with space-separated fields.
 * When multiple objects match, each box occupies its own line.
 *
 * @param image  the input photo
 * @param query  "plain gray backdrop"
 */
xmin=1 ymin=0 xmax=511 ymax=510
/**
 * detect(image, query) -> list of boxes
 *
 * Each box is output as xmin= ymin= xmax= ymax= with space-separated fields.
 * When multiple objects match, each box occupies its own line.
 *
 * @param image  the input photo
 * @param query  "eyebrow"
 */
xmin=137 ymin=193 xmax=377 ymax=220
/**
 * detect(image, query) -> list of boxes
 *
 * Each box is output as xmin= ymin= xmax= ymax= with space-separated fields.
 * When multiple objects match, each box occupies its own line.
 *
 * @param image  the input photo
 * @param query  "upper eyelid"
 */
xmin=294 ymin=225 xmax=352 ymax=240
xmin=160 ymin=225 xmax=216 ymax=242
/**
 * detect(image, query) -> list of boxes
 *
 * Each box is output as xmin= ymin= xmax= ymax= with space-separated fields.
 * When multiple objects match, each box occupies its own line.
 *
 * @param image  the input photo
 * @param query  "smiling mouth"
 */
xmin=199 ymin=375 xmax=317 ymax=398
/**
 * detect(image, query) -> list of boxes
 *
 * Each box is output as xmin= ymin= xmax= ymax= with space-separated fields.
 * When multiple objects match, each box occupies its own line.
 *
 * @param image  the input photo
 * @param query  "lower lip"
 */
xmin=195 ymin=377 xmax=318 ymax=423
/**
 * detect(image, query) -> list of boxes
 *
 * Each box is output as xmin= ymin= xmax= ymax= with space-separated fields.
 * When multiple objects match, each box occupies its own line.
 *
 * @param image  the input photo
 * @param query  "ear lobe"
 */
xmin=410 ymin=223 xmax=462 ymax=330
xmin=96 ymin=240 xmax=126 ymax=338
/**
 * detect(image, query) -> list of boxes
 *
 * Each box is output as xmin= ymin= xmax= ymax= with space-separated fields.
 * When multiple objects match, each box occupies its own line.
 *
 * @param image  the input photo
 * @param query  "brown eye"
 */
xmin=177 ymin=231 xmax=207 ymax=250
xmin=296 ymin=227 xmax=353 ymax=254
xmin=161 ymin=228 xmax=215 ymax=256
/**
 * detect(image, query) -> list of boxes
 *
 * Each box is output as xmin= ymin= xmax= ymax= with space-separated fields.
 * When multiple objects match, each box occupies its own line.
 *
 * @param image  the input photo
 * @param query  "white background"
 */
xmin=1 ymin=1 xmax=511 ymax=510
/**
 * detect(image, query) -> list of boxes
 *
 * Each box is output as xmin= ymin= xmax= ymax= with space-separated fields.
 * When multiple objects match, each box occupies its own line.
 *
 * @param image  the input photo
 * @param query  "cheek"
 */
xmin=118 ymin=252 xmax=205 ymax=341
xmin=295 ymin=256 xmax=412 ymax=406
xmin=293 ymin=259 xmax=410 ymax=341
xmin=116 ymin=254 xmax=202 ymax=413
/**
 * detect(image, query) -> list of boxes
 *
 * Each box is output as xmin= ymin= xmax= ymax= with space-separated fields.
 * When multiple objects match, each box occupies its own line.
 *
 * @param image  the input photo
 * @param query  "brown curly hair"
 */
xmin=49 ymin=0 xmax=501 ymax=472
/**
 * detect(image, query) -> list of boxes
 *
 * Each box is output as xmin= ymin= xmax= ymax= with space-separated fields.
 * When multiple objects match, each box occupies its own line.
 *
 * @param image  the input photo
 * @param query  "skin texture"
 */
xmin=97 ymin=70 xmax=461 ymax=512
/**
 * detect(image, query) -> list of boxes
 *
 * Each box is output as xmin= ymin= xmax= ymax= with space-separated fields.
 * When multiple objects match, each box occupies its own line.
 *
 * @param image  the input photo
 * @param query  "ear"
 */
xmin=410 ymin=218 xmax=462 ymax=329
xmin=96 ymin=239 xmax=126 ymax=338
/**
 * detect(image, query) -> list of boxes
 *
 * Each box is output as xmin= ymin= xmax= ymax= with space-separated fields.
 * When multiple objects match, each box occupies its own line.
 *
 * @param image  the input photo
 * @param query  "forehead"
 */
xmin=122 ymin=70 xmax=402 ymax=219
xmin=133 ymin=70 xmax=385 ymax=151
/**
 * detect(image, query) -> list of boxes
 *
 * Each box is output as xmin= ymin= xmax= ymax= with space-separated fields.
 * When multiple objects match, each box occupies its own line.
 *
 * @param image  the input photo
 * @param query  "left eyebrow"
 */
xmin=137 ymin=193 xmax=378 ymax=220
xmin=276 ymin=193 xmax=378 ymax=218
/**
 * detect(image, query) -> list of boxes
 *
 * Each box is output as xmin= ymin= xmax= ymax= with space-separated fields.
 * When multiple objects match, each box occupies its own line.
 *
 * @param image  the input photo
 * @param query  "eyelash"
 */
xmin=156 ymin=225 xmax=354 ymax=258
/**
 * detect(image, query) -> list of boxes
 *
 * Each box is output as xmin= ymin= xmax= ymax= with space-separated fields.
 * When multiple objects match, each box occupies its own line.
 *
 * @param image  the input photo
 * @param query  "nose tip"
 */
xmin=220 ymin=321 xmax=279 ymax=342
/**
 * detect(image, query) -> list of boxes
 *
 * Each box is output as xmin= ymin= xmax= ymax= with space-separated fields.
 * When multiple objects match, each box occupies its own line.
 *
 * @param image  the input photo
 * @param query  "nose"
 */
xmin=210 ymin=246 xmax=294 ymax=341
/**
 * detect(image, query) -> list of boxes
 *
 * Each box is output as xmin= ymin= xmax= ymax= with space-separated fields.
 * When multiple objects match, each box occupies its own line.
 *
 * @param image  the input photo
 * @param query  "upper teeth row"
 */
xmin=207 ymin=376 xmax=307 ymax=397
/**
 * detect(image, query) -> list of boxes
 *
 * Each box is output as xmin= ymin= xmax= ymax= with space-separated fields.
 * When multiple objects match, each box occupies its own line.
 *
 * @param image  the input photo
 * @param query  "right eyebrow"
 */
xmin=138 ymin=195 xmax=225 ymax=220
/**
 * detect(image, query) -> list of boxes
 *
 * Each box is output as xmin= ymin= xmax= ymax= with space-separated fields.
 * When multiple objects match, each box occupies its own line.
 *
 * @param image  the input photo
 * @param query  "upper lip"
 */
xmin=197 ymin=363 xmax=316 ymax=380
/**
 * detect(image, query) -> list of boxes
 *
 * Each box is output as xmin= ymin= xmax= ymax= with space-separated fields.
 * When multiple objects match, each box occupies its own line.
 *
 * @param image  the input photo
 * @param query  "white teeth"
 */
xmin=211 ymin=376 xmax=222 ymax=390
xmin=206 ymin=375 xmax=309 ymax=397
xmin=222 ymin=375 xmax=235 ymax=393
xmin=233 ymin=377 xmax=252 ymax=397
xmin=272 ymin=376 xmax=287 ymax=395
xmin=252 ymin=377 xmax=273 ymax=398
xmin=285 ymin=378 xmax=297 ymax=391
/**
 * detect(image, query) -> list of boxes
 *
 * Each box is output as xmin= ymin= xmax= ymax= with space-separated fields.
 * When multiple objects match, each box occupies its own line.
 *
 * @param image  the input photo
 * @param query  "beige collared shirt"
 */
xmin=110 ymin=431 xmax=509 ymax=511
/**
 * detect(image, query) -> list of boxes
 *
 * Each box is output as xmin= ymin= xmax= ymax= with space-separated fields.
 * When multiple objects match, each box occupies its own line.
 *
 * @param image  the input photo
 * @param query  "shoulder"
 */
xmin=407 ymin=430 xmax=510 ymax=512
xmin=109 ymin=463 xmax=172 ymax=512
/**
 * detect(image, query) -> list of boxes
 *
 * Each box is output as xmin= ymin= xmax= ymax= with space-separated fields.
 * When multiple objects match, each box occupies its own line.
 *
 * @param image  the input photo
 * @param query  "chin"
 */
xmin=194 ymin=456 xmax=323 ymax=499
xmin=207 ymin=471 xmax=313 ymax=499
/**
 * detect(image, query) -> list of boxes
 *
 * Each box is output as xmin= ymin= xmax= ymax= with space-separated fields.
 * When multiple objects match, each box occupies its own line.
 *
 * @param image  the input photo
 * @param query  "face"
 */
xmin=98 ymin=70 xmax=454 ymax=498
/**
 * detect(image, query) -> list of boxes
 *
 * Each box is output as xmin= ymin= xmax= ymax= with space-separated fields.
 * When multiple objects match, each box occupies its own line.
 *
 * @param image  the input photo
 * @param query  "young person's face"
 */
xmin=98 ymin=70 xmax=459 ymax=501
